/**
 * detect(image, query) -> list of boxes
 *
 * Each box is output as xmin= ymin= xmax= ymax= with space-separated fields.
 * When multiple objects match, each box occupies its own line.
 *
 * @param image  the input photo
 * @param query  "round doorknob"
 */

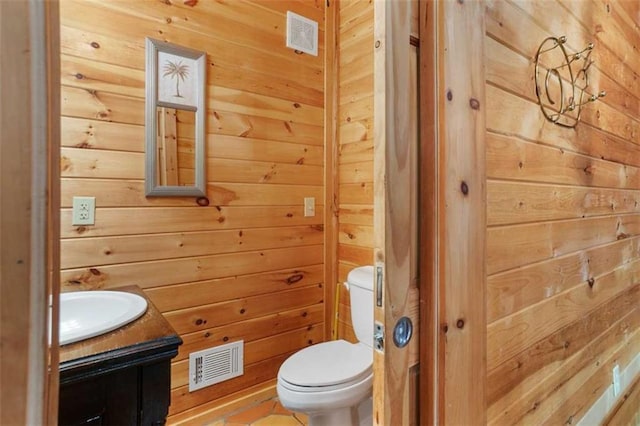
xmin=393 ymin=317 xmax=413 ymax=348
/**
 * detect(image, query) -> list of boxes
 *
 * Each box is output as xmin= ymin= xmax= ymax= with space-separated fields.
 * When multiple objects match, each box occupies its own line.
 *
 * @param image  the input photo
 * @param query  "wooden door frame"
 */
xmin=0 ymin=1 xmax=60 ymax=423
xmin=419 ymin=0 xmax=487 ymax=424
xmin=324 ymin=0 xmax=339 ymax=341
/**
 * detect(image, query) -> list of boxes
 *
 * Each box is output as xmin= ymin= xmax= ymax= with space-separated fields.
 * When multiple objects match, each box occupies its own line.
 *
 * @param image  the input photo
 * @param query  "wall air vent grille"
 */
xmin=188 ymin=340 xmax=243 ymax=392
xmin=286 ymin=11 xmax=318 ymax=56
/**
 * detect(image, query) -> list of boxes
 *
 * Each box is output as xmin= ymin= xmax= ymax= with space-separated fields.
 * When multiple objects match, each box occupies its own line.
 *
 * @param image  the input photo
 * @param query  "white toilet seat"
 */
xmin=278 ymin=340 xmax=372 ymax=390
xmin=277 ymin=340 xmax=373 ymax=413
xmin=277 ymin=371 xmax=372 ymax=413
xmin=278 ymin=371 xmax=370 ymax=393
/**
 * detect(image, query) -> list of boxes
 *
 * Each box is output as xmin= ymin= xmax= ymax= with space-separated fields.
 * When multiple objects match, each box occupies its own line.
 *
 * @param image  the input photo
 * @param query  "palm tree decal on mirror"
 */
xmin=163 ymin=60 xmax=189 ymax=98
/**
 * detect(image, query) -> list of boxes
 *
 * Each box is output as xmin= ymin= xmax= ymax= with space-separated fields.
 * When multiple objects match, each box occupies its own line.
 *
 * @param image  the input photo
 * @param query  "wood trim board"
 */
xmin=0 ymin=0 xmax=61 ymax=423
xmin=419 ymin=0 xmax=487 ymax=423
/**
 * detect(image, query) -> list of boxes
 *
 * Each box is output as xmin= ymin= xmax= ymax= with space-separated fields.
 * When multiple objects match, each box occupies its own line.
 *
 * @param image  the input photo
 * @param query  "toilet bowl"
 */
xmin=277 ymin=266 xmax=374 ymax=426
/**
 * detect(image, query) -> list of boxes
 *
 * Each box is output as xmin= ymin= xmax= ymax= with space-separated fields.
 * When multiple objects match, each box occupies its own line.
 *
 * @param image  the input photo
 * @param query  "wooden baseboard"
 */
xmin=167 ymin=380 xmax=277 ymax=425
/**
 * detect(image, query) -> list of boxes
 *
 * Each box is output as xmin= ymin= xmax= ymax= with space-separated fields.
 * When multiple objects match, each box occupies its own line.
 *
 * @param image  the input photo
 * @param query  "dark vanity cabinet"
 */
xmin=58 ymin=286 xmax=182 ymax=426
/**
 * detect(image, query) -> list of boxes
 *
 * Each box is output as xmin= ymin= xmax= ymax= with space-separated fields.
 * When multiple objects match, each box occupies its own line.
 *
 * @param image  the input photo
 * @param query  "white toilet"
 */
xmin=277 ymin=266 xmax=374 ymax=426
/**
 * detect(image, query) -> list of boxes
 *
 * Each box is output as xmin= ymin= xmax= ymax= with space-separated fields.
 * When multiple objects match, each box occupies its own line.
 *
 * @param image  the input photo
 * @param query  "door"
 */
xmin=372 ymin=1 xmax=420 ymax=424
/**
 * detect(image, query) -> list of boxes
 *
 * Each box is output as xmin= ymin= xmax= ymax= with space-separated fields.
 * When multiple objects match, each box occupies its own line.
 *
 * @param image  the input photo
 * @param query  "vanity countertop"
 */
xmin=59 ymin=285 xmax=182 ymax=384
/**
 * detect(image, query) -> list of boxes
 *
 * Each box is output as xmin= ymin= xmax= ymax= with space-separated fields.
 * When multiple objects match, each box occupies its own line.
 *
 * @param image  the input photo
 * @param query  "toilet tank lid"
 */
xmin=347 ymin=266 xmax=374 ymax=291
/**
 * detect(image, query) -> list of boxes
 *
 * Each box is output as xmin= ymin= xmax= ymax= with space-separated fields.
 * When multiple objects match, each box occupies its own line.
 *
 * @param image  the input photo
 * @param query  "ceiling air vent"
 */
xmin=286 ymin=11 xmax=318 ymax=56
xmin=188 ymin=340 xmax=243 ymax=392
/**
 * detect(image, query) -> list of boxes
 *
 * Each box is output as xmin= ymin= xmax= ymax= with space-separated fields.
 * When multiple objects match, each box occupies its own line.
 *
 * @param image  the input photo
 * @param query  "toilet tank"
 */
xmin=346 ymin=266 xmax=374 ymax=347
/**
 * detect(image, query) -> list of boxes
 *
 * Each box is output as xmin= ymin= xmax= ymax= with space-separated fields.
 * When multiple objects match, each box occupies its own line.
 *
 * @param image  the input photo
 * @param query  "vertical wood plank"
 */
xmin=440 ymin=1 xmax=487 ymax=423
xmin=418 ymin=0 xmax=440 ymax=423
xmin=373 ymin=0 xmax=387 ymax=423
xmin=45 ymin=1 xmax=61 ymax=422
xmin=373 ymin=0 xmax=414 ymax=424
xmin=325 ymin=0 xmax=339 ymax=340
xmin=0 ymin=0 xmax=60 ymax=423
xmin=0 ymin=2 xmax=32 ymax=423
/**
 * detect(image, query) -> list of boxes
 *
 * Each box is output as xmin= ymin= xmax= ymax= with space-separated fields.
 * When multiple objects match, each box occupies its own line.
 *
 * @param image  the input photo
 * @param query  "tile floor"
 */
xmin=208 ymin=398 xmax=308 ymax=426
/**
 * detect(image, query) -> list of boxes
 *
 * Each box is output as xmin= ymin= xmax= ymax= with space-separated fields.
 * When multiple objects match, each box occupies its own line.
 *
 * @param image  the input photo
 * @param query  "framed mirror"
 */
xmin=145 ymin=38 xmax=206 ymax=196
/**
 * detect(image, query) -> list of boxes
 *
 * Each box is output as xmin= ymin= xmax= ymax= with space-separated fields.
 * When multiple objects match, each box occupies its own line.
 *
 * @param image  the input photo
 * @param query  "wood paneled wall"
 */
xmin=485 ymin=0 xmax=640 ymax=423
xmin=58 ymin=1 xmax=325 ymax=422
xmin=335 ymin=0 xmax=418 ymax=348
xmin=336 ymin=0 xmax=375 ymax=342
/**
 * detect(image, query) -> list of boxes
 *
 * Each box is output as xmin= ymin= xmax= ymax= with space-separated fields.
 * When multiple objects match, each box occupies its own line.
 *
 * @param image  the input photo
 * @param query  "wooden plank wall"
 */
xmin=485 ymin=0 xmax=640 ymax=423
xmin=58 ymin=1 xmax=325 ymax=422
xmin=336 ymin=0 xmax=419 ymax=345
xmin=337 ymin=0 xmax=375 ymax=342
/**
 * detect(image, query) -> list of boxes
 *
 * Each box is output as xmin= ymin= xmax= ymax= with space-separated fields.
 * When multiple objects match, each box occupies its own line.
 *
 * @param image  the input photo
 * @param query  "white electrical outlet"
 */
xmin=304 ymin=197 xmax=315 ymax=217
xmin=612 ymin=364 xmax=621 ymax=397
xmin=72 ymin=196 xmax=95 ymax=225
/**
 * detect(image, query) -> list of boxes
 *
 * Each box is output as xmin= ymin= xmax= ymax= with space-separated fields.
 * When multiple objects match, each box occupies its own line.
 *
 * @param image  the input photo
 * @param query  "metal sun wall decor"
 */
xmin=534 ymin=36 xmax=606 ymax=128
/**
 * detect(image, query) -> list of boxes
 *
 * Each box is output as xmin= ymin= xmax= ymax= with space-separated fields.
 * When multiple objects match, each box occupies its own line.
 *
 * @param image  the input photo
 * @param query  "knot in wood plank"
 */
xmin=460 ymin=181 xmax=469 ymax=195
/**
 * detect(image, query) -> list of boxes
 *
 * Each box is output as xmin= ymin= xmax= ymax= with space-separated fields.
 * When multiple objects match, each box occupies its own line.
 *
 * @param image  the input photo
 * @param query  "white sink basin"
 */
xmin=59 ymin=291 xmax=148 ymax=345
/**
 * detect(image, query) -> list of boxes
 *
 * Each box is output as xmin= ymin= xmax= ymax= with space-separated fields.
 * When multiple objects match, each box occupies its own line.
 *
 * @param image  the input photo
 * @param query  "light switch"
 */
xmin=612 ymin=365 xmax=621 ymax=397
xmin=304 ymin=197 xmax=315 ymax=217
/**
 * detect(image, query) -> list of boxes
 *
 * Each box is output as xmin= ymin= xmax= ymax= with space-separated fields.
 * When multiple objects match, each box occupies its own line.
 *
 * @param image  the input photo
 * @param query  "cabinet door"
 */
xmin=140 ymin=361 xmax=172 ymax=425
xmin=103 ymin=368 xmax=139 ymax=425
xmin=59 ymin=376 xmax=108 ymax=425
xmin=59 ymin=369 xmax=138 ymax=426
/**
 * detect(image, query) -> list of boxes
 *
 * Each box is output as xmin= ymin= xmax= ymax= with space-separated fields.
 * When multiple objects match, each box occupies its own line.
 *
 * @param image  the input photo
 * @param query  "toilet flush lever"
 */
xmin=373 ymin=322 xmax=384 ymax=352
